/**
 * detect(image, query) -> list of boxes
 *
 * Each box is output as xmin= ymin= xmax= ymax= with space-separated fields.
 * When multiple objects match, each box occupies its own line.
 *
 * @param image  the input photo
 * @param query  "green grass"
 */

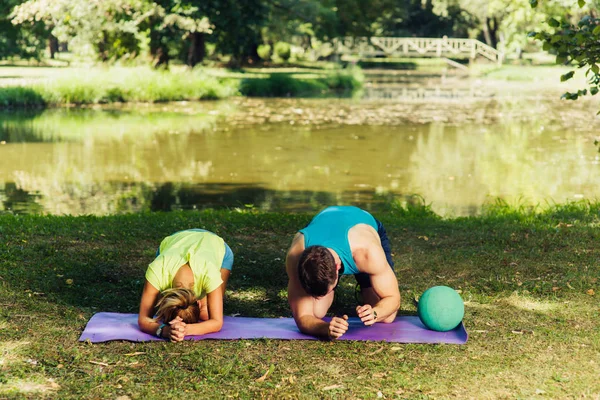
xmin=239 ymin=68 xmax=364 ymax=98
xmin=0 ymin=202 xmax=599 ymax=398
xmin=0 ymin=66 xmax=364 ymax=107
xmin=0 ymin=67 xmax=239 ymax=107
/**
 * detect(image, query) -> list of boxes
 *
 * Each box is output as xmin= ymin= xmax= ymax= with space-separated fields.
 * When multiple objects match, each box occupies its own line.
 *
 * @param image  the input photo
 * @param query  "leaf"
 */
xmin=529 ymin=0 xmax=538 ymax=7
xmin=593 ymin=25 xmax=600 ymax=35
xmin=255 ymin=364 xmax=275 ymax=382
xmin=124 ymin=352 xmax=145 ymax=356
xmin=591 ymin=64 xmax=599 ymax=74
xmin=578 ymin=0 xmax=586 ymax=7
xmin=90 ymin=360 xmax=109 ymax=366
xmin=548 ymin=18 xmax=560 ymax=28
xmin=587 ymin=289 xmax=595 ymax=296
xmin=560 ymin=71 xmax=575 ymax=82
xmin=322 ymin=384 xmax=344 ymax=391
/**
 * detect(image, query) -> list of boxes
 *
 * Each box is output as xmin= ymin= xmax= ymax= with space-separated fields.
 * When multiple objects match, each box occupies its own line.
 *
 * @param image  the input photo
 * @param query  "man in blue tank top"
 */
xmin=286 ymin=206 xmax=400 ymax=339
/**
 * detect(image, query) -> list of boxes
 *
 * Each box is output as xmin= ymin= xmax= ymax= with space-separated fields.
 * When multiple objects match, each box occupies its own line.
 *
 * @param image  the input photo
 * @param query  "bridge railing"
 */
xmin=333 ymin=37 xmax=503 ymax=65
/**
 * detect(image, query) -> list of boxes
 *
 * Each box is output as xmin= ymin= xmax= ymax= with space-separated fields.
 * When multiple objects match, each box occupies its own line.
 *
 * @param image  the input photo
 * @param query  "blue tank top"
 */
xmin=299 ymin=206 xmax=377 ymax=275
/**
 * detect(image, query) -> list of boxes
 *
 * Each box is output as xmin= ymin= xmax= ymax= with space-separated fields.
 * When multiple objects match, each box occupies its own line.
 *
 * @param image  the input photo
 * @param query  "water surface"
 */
xmin=1 ymin=78 xmax=599 ymax=216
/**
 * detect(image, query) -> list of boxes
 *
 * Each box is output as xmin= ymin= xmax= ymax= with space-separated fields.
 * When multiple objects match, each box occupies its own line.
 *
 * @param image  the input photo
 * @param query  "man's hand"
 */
xmin=328 ymin=315 xmax=349 ymax=339
xmin=356 ymin=304 xmax=377 ymax=326
xmin=168 ymin=317 xmax=186 ymax=342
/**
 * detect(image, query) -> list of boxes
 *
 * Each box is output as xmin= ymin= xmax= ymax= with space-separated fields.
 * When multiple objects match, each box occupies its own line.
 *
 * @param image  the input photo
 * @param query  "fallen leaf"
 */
xmin=47 ymin=378 xmax=60 ymax=389
xmin=473 ymin=330 xmax=487 ymax=333
xmin=124 ymin=352 xmax=145 ymax=356
xmin=256 ymin=364 xmax=275 ymax=382
xmin=418 ymin=236 xmax=429 ymax=241
xmin=322 ymin=384 xmax=343 ymax=391
xmin=586 ymin=289 xmax=595 ymax=296
xmin=90 ymin=360 xmax=109 ymax=367
xmin=390 ymin=346 xmax=402 ymax=351
xmin=369 ymin=347 xmax=384 ymax=356
xmin=512 ymin=329 xmax=534 ymax=335
xmin=552 ymin=286 xmax=560 ymax=292
xmin=66 ymin=279 xmax=74 ymax=285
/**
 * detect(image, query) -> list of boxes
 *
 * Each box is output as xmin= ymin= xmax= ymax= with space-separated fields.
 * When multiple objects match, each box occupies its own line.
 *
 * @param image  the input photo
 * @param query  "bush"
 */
xmin=257 ymin=44 xmax=272 ymax=61
xmin=0 ymin=86 xmax=46 ymax=108
xmin=274 ymin=42 xmax=291 ymax=62
xmin=239 ymin=68 xmax=363 ymax=98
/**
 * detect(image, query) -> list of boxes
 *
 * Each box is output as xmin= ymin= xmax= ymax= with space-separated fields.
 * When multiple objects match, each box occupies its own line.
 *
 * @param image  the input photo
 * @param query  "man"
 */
xmin=286 ymin=206 xmax=400 ymax=339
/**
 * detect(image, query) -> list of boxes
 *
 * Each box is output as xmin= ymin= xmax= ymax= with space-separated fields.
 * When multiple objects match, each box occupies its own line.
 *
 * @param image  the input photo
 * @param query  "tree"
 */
xmin=530 ymin=0 xmax=599 ymax=108
xmin=0 ymin=0 xmax=47 ymax=60
xmin=10 ymin=0 xmax=150 ymax=61
xmin=10 ymin=0 xmax=212 ymax=66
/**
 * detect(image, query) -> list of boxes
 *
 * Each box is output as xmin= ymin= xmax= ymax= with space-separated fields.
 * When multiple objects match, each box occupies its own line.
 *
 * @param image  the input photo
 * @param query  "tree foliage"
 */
xmin=4 ymin=0 xmax=599 ymax=69
xmin=529 ymin=0 xmax=599 ymax=109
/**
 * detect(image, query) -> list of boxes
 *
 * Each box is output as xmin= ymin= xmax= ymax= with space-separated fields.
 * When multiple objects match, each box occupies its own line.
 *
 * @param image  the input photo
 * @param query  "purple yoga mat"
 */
xmin=79 ymin=312 xmax=468 ymax=344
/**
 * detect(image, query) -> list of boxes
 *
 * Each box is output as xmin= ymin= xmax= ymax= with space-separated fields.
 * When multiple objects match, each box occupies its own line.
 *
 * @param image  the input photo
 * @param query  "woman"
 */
xmin=138 ymin=229 xmax=234 ymax=342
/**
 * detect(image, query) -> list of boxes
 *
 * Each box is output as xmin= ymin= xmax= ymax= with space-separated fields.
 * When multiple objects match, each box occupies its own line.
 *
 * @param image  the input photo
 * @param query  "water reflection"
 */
xmin=0 ymin=99 xmax=598 ymax=216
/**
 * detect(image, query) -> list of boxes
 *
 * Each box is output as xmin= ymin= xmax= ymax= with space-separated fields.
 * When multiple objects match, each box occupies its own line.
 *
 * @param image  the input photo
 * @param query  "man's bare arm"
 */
xmin=286 ymin=234 xmax=348 ymax=338
xmin=357 ymin=234 xmax=401 ymax=324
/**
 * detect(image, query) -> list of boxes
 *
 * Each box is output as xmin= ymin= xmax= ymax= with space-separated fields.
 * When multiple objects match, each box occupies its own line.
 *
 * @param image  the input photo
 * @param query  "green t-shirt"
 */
xmin=145 ymin=230 xmax=226 ymax=299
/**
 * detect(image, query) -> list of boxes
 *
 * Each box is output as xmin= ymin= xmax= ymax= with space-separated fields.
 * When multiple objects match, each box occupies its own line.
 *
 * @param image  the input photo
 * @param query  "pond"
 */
xmin=1 ymin=75 xmax=599 ymax=216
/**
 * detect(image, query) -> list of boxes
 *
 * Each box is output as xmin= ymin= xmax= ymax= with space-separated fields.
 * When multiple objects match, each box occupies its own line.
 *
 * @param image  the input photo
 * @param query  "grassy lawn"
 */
xmin=0 ymin=60 xmax=586 ymax=108
xmin=0 ymin=65 xmax=364 ymax=107
xmin=0 ymin=203 xmax=599 ymax=398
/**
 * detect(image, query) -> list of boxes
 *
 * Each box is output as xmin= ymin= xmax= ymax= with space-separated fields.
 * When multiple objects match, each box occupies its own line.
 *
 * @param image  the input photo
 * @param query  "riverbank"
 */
xmin=0 ymin=202 xmax=598 ymax=398
xmin=0 ymin=66 xmax=364 ymax=108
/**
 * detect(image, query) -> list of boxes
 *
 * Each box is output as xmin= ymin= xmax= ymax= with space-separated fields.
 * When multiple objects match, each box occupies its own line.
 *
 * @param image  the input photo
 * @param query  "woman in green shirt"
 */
xmin=138 ymin=229 xmax=234 ymax=342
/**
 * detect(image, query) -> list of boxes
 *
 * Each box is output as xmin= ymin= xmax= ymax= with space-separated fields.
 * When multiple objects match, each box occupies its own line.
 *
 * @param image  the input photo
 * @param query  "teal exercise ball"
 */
xmin=417 ymin=286 xmax=464 ymax=332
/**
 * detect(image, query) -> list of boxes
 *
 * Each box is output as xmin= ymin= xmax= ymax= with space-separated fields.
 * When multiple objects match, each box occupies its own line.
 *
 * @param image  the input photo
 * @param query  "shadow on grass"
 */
xmin=0 ymin=202 xmax=598 ymax=321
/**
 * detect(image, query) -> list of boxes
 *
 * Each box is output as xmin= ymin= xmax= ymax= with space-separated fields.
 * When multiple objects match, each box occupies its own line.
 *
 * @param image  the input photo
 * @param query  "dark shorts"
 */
xmin=355 ymin=219 xmax=394 ymax=289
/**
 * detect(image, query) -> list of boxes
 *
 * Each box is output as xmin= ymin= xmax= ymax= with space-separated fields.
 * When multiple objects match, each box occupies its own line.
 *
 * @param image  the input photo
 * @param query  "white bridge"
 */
xmin=333 ymin=36 xmax=503 ymax=65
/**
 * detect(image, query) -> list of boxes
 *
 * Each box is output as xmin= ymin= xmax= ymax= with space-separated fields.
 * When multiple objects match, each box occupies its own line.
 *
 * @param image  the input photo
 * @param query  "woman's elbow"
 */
xmin=211 ymin=318 xmax=224 ymax=333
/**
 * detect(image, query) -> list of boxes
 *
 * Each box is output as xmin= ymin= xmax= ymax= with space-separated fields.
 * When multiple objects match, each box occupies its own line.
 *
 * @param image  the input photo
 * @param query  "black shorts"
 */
xmin=355 ymin=219 xmax=394 ymax=289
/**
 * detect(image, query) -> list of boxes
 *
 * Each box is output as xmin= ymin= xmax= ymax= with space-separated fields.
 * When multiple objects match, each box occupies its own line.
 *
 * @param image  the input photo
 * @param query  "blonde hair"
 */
xmin=155 ymin=288 xmax=200 ymax=324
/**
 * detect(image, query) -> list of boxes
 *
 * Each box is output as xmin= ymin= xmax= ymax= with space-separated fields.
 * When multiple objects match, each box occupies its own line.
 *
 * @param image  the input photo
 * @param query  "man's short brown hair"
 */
xmin=298 ymin=246 xmax=337 ymax=297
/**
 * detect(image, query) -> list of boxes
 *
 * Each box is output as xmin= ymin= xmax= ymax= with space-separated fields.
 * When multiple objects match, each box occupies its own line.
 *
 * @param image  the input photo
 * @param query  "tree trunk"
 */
xmin=48 ymin=33 xmax=59 ymax=59
xmin=150 ymin=28 xmax=169 ymax=68
xmin=245 ymin=42 xmax=261 ymax=65
xmin=97 ymin=31 xmax=109 ymax=62
xmin=485 ymin=17 xmax=499 ymax=49
xmin=187 ymin=32 xmax=205 ymax=67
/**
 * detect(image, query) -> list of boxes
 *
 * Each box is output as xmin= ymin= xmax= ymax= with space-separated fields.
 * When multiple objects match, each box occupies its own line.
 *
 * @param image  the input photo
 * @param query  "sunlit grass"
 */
xmin=0 ymin=204 xmax=598 ymax=397
xmin=0 ymin=66 xmax=365 ymax=107
xmin=0 ymin=67 xmax=239 ymax=107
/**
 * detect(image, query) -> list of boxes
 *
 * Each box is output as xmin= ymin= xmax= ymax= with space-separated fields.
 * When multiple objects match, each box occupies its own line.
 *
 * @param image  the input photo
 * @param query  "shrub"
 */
xmin=274 ymin=42 xmax=291 ymax=62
